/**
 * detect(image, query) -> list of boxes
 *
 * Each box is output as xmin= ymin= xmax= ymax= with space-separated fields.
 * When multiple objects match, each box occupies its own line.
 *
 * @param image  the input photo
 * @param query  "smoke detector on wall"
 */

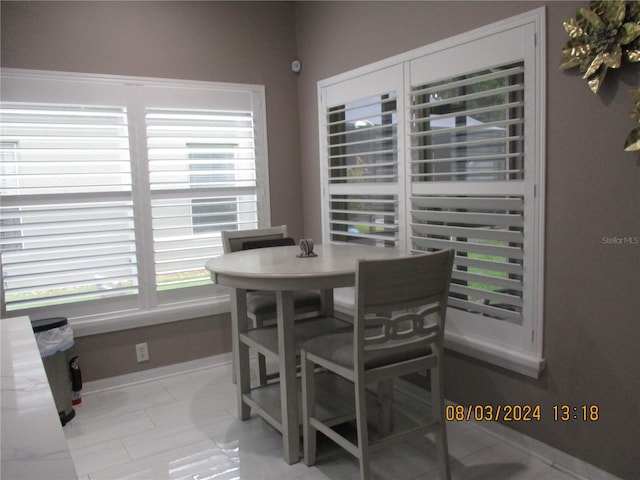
xmin=291 ymin=60 xmax=301 ymax=74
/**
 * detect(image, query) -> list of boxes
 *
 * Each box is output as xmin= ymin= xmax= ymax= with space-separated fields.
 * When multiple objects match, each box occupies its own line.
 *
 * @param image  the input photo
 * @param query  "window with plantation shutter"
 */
xmin=0 ymin=70 xmax=269 ymax=330
xmin=319 ymin=9 xmax=545 ymax=377
xmin=0 ymin=103 xmax=138 ymax=312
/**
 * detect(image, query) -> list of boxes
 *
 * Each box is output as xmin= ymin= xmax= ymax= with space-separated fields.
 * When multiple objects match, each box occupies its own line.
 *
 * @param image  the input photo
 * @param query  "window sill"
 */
xmin=70 ymin=295 xmax=231 ymax=337
xmin=334 ymin=289 xmax=545 ymax=379
xmin=444 ymin=330 xmax=546 ymax=379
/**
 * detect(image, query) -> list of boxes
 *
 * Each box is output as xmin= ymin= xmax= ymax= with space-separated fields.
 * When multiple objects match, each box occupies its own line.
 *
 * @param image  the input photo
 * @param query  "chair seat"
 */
xmin=242 ymin=316 xmax=352 ymax=357
xmin=303 ymin=330 xmax=432 ymax=370
xmin=247 ymin=290 xmax=322 ymax=315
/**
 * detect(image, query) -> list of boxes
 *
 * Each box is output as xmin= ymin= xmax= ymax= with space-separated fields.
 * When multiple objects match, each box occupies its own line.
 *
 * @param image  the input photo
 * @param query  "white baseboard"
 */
xmin=396 ymin=380 xmax=622 ymax=480
xmin=82 ymin=353 xmax=232 ymax=394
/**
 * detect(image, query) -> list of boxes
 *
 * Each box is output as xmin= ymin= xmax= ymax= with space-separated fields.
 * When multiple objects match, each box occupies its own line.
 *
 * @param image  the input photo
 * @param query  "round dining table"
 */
xmin=205 ymin=243 xmax=408 ymax=464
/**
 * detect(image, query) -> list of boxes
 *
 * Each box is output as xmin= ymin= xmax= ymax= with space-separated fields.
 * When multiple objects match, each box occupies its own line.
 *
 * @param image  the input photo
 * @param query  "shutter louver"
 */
xmin=328 ymin=194 xmax=398 ymax=246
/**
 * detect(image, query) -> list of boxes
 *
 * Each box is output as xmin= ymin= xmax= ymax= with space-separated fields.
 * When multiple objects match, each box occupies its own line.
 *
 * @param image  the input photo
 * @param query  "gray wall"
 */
xmin=295 ymin=2 xmax=639 ymax=479
xmin=2 ymin=1 xmax=639 ymax=478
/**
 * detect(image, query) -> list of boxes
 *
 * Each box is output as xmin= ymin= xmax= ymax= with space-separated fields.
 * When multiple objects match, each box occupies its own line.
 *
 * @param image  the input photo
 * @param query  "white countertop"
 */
xmin=1 ymin=315 xmax=78 ymax=479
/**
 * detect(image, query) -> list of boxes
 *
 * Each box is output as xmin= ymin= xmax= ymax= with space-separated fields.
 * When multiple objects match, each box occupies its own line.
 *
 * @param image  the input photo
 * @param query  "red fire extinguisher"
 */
xmin=69 ymin=356 xmax=82 ymax=405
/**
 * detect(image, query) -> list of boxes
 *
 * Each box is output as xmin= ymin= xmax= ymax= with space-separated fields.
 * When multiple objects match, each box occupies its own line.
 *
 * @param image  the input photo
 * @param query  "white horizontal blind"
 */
xmin=409 ymin=62 xmax=527 ymax=325
xmin=146 ymin=108 xmax=259 ymax=291
xmin=327 ymin=94 xmax=398 ymax=184
xmin=1 ymin=70 xmax=269 ymax=322
xmin=0 ymin=103 xmax=137 ymax=311
xmin=327 ymin=193 xmax=398 ymax=246
xmin=411 ymin=195 xmax=524 ymax=323
xmin=409 ymin=63 xmax=525 ymax=182
xmin=324 ymin=86 xmax=400 ymax=246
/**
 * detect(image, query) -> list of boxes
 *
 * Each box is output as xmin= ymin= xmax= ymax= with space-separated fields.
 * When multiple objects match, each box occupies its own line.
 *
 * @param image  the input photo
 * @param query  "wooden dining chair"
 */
xmin=221 ymin=225 xmax=323 ymax=385
xmin=300 ymin=249 xmax=455 ymax=480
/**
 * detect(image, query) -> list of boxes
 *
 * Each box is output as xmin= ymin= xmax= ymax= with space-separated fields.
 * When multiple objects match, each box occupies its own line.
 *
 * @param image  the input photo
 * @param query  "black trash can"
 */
xmin=32 ymin=317 xmax=76 ymax=426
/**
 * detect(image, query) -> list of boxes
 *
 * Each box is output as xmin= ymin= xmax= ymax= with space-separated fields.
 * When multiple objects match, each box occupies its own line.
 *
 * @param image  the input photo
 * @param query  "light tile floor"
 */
xmin=64 ymin=363 xmax=578 ymax=480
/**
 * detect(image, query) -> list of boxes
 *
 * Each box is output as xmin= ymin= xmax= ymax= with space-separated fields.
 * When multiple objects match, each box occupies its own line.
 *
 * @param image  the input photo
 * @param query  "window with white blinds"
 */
xmin=0 ymin=70 xmax=269 ymax=324
xmin=318 ymin=9 xmax=545 ymax=377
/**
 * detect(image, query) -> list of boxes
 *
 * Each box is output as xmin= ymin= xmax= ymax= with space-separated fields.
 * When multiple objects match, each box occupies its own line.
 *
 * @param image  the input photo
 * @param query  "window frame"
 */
xmin=318 ymin=8 xmax=545 ymax=377
xmin=0 ymin=69 xmax=270 ymax=335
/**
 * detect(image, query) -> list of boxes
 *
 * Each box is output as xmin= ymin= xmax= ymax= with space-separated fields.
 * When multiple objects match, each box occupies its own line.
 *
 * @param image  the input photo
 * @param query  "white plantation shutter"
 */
xmin=409 ymin=61 xmax=528 ymax=326
xmin=409 ymin=64 xmax=525 ymax=182
xmin=407 ymin=21 xmax=544 ymax=377
xmin=146 ymin=108 xmax=259 ymax=291
xmin=327 ymin=194 xmax=398 ymax=245
xmin=0 ymin=103 xmax=138 ymax=311
xmin=411 ymin=195 xmax=524 ymax=324
xmin=319 ymin=10 xmax=545 ymax=376
xmin=321 ymin=65 xmax=403 ymax=247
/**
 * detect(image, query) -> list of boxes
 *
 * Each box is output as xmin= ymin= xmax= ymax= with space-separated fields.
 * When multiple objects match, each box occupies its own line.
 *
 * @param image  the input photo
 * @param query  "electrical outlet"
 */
xmin=135 ymin=342 xmax=149 ymax=362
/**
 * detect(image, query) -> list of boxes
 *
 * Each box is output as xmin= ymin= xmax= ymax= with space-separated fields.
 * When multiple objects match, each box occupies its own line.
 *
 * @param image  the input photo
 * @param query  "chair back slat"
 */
xmin=221 ymin=225 xmax=288 ymax=253
xmin=355 ymin=249 xmax=454 ymax=360
xmin=359 ymin=253 xmax=453 ymax=309
xmin=364 ymin=306 xmax=441 ymax=344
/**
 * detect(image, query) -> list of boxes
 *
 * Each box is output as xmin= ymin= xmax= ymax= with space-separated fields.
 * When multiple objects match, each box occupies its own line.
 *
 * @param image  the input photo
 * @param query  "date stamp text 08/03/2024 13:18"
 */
xmin=444 ymin=404 xmax=600 ymax=423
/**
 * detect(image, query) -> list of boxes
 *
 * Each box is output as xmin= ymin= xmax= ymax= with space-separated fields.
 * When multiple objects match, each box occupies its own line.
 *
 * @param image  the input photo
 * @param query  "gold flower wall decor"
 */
xmin=560 ymin=1 xmax=640 ymax=94
xmin=560 ymin=1 xmax=640 ymax=152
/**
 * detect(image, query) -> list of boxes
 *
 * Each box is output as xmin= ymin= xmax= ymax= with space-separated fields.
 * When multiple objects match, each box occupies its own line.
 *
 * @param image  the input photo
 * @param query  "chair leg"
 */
xmin=258 ymin=354 xmax=268 ymax=386
xmin=431 ymin=364 xmax=451 ymax=480
xmin=355 ymin=379 xmax=371 ymax=480
xmin=231 ymin=345 xmax=237 ymax=384
xmin=301 ymin=351 xmax=317 ymax=466
xmin=434 ymin=425 xmax=451 ymax=480
xmin=377 ymin=379 xmax=394 ymax=435
xmin=253 ymin=316 xmax=269 ymax=386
